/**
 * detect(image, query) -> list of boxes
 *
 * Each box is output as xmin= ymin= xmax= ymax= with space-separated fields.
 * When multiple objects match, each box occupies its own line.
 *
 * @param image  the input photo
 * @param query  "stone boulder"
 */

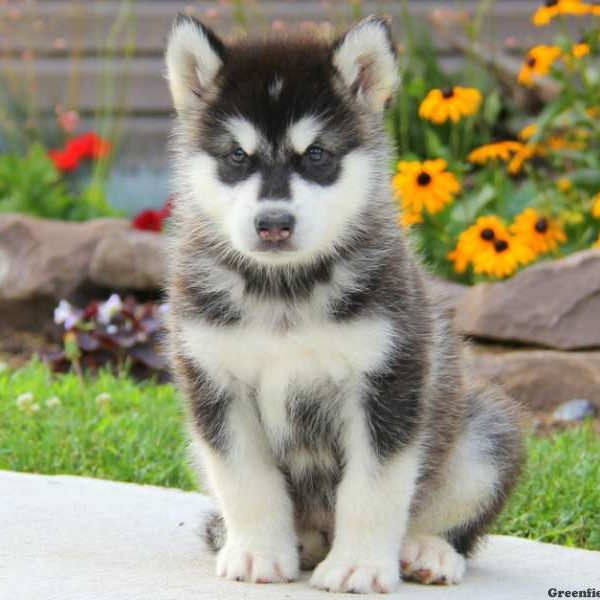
xmin=0 ymin=214 xmax=129 ymax=302
xmin=455 ymin=249 xmax=600 ymax=350
xmin=89 ymin=228 xmax=166 ymax=291
xmin=467 ymin=347 xmax=600 ymax=412
xmin=0 ymin=215 xmax=129 ymax=335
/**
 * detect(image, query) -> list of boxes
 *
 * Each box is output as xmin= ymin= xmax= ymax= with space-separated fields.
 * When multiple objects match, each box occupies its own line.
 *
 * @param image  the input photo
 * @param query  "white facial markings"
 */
xmin=268 ymin=76 xmax=284 ymax=100
xmin=180 ymin=145 xmax=374 ymax=265
xmin=287 ymin=115 xmax=323 ymax=155
xmin=225 ymin=117 xmax=261 ymax=155
xmin=286 ymin=149 xmax=373 ymax=259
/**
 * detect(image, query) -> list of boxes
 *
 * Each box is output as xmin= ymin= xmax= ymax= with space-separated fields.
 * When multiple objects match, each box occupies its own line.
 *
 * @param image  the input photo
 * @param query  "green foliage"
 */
xmin=0 ymin=144 xmax=73 ymax=218
xmin=495 ymin=425 xmax=600 ymax=550
xmin=0 ymin=361 xmax=194 ymax=490
xmin=387 ymin=6 xmax=600 ymax=284
xmin=0 ymin=144 xmax=118 ymax=221
xmin=1 ymin=361 xmax=598 ymax=550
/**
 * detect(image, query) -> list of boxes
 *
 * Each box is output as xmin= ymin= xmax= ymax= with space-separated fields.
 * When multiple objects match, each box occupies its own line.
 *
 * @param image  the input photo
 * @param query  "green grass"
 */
xmin=1 ymin=361 xmax=598 ymax=550
xmin=494 ymin=426 xmax=600 ymax=550
xmin=0 ymin=360 xmax=195 ymax=490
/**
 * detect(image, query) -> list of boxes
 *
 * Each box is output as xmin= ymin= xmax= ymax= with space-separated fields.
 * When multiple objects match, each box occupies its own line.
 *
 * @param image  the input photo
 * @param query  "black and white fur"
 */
xmin=165 ymin=15 xmax=523 ymax=594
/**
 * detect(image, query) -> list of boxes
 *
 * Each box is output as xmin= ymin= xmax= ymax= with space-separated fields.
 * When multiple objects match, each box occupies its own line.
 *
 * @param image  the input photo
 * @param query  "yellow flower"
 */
xmin=546 ymin=135 xmax=585 ymax=151
xmin=592 ymin=193 xmax=600 ymax=218
xmin=392 ymin=159 xmax=460 ymax=216
xmin=398 ymin=208 xmax=423 ymax=228
xmin=508 ymin=143 xmax=545 ymax=174
xmin=518 ymin=45 xmax=562 ymax=86
xmin=472 ymin=237 xmax=536 ymax=278
xmin=419 ymin=86 xmax=483 ymax=124
xmin=557 ymin=178 xmax=572 ymax=192
xmin=532 ymin=0 xmax=590 ymax=26
xmin=468 ymin=141 xmax=524 ymax=165
xmin=587 ymin=106 xmax=600 ymax=119
xmin=519 ymin=123 xmax=538 ymax=141
xmin=448 ymin=216 xmax=509 ymax=274
xmin=595 ymin=233 xmax=600 ymax=248
xmin=510 ymin=208 xmax=566 ymax=254
xmin=572 ymin=42 xmax=591 ymax=58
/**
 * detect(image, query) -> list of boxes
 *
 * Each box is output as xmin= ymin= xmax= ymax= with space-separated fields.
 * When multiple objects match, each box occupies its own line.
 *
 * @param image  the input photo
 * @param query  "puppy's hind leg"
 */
xmin=402 ymin=381 xmax=524 ymax=585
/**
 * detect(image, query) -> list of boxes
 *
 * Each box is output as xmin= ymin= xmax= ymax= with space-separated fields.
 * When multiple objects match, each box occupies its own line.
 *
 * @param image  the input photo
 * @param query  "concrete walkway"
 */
xmin=1 ymin=470 xmax=598 ymax=599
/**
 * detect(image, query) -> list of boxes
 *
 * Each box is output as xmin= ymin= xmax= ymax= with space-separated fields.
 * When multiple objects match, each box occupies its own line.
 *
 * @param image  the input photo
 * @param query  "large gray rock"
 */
xmin=0 ymin=215 xmax=129 ymax=336
xmin=467 ymin=348 xmax=600 ymax=412
xmin=89 ymin=228 xmax=166 ymax=291
xmin=455 ymin=249 xmax=600 ymax=350
xmin=0 ymin=214 xmax=129 ymax=302
xmin=2 ymin=470 xmax=599 ymax=600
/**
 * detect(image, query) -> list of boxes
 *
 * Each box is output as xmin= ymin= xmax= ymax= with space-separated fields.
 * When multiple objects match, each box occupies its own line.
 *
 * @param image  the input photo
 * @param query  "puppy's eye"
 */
xmin=229 ymin=147 xmax=248 ymax=164
xmin=306 ymin=145 xmax=325 ymax=162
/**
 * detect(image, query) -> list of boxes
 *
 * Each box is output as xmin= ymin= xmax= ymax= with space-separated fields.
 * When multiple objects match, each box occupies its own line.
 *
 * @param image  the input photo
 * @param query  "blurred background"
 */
xmin=0 ymin=0 xmax=571 ymax=215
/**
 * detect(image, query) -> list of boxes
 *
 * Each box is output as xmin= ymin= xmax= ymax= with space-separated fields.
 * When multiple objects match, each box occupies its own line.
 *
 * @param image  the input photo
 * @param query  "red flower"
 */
xmin=66 ymin=132 xmax=111 ymax=160
xmin=132 ymin=209 xmax=164 ymax=232
xmin=48 ymin=132 xmax=111 ymax=174
xmin=132 ymin=197 xmax=175 ymax=233
xmin=48 ymin=148 xmax=81 ymax=172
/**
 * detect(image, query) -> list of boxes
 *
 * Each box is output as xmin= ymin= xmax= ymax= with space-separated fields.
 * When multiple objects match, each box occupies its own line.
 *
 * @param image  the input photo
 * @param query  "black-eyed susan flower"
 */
xmin=508 ymin=143 xmax=545 ymax=174
xmin=572 ymin=42 xmax=591 ymax=58
xmin=398 ymin=207 xmax=423 ymax=229
xmin=591 ymin=193 xmax=600 ymax=218
xmin=419 ymin=86 xmax=483 ymax=124
xmin=518 ymin=45 xmax=562 ymax=86
xmin=448 ymin=216 xmax=509 ymax=274
xmin=392 ymin=159 xmax=461 ymax=216
xmin=532 ymin=0 xmax=590 ymax=26
xmin=519 ymin=123 xmax=538 ymax=141
xmin=510 ymin=208 xmax=566 ymax=254
xmin=472 ymin=236 xmax=536 ymax=279
xmin=468 ymin=141 xmax=524 ymax=165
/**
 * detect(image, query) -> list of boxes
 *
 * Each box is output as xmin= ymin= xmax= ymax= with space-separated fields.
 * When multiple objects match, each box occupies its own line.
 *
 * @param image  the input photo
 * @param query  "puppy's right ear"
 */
xmin=165 ymin=15 xmax=226 ymax=113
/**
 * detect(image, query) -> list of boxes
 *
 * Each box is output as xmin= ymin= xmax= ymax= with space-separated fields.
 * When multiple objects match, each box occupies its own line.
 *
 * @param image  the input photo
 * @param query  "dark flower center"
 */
xmin=545 ymin=0 xmax=558 ymax=6
xmin=417 ymin=172 xmax=432 ymax=186
xmin=480 ymin=228 xmax=495 ymax=241
xmin=494 ymin=239 xmax=509 ymax=253
xmin=526 ymin=56 xmax=537 ymax=68
xmin=535 ymin=217 xmax=549 ymax=233
xmin=441 ymin=86 xmax=455 ymax=99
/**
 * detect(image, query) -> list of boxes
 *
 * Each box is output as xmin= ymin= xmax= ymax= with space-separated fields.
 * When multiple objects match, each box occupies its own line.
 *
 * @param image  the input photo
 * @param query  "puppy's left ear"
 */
xmin=332 ymin=16 xmax=398 ymax=112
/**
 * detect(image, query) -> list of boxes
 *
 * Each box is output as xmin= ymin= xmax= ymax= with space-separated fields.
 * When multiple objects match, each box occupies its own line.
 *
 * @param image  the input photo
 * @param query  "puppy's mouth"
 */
xmin=252 ymin=239 xmax=296 ymax=253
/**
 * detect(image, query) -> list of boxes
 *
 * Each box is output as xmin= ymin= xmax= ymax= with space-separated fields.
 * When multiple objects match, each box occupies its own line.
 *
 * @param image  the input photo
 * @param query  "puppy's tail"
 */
xmin=202 ymin=511 xmax=226 ymax=552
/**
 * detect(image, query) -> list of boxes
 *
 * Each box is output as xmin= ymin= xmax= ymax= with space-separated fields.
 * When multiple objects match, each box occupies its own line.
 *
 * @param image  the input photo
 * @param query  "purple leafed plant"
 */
xmin=46 ymin=294 xmax=169 ymax=380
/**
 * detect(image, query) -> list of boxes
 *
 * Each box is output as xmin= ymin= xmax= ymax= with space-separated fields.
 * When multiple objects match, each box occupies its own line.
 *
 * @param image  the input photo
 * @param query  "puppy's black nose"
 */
xmin=255 ymin=212 xmax=295 ymax=243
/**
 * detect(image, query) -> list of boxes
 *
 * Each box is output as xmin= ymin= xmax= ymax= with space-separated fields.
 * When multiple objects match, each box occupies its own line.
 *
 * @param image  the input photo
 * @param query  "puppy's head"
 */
xmin=166 ymin=15 xmax=398 ymax=266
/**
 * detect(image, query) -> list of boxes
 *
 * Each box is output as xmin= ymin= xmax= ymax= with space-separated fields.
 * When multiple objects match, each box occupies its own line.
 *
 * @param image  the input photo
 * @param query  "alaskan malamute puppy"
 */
xmin=165 ymin=14 xmax=523 ymax=594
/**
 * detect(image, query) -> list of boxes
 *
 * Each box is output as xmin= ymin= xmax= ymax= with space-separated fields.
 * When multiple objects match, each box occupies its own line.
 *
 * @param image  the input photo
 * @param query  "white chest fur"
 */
xmin=180 ymin=310 xmax=393 ymax=449
xmin=181 ymin=314 xmax=393 ymax=388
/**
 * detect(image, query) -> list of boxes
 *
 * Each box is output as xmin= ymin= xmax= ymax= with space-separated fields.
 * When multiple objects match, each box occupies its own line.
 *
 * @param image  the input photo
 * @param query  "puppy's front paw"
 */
xmin=310 ymin=554 xmax=399 ymax=594
xmin=401 ymin=534 xmax=465 ymax=585
xmin=216 ymin=542 xmax=299 ymax=583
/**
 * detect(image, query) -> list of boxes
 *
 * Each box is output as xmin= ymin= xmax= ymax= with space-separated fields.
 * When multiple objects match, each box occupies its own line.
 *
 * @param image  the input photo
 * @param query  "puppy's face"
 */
xmin=166 ymin=16 xmax=397 ymax=266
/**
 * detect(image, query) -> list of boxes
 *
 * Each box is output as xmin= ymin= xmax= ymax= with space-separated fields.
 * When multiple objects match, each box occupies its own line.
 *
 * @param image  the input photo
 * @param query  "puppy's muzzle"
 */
xmin=255 ymin=211 xmax=295 ymax=243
